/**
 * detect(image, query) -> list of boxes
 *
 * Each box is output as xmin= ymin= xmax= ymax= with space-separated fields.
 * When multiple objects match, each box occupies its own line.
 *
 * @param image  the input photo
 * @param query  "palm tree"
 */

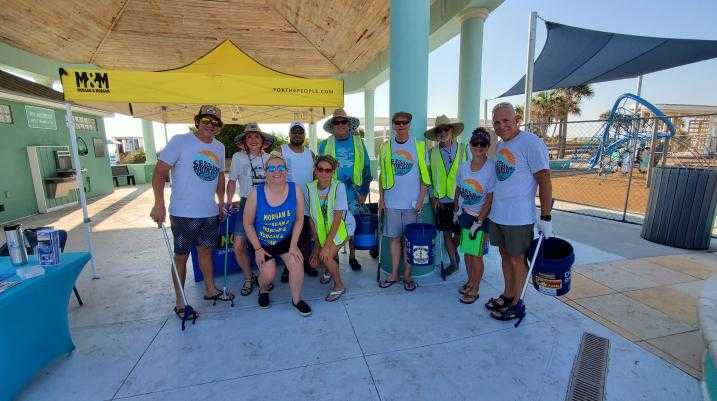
xmin=552 ymin=85 xmax=594 ymax=158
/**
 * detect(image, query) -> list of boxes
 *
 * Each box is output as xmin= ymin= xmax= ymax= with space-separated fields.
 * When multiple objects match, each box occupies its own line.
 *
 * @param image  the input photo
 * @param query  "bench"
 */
xmin=111 ymin=165 xmax=136 ymax=187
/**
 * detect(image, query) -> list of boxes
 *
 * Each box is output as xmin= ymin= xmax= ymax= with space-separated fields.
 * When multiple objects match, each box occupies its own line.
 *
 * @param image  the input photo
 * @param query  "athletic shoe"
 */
xmin=281 ymin=268 xmax=289 ymax=283
xmin=349 ymin=257 xmax=362 ymax=271
xmin=292 ymin=300 xmax=312 ymax=316
xmin=258 ymin=292 xmax=270 ymax=309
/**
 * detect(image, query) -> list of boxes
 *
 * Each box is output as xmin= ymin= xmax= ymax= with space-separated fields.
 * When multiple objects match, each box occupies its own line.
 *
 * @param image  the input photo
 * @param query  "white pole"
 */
xmin=523 ymin=11 xmax=538 ymax=129
xmin=64 ymin=102 xmax=98 ymax=278
xmin=483 ymin=98 xmax=488 ymax=127
xmin=633 ymin=75 xmax=643 ymax=113
xmin=161 ymin=106 xmax=169 ymax=149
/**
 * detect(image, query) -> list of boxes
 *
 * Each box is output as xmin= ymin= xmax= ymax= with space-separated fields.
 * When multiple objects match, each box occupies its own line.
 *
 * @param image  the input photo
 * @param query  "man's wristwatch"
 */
xmin=540 ymin=215 xmax=552 ymax=222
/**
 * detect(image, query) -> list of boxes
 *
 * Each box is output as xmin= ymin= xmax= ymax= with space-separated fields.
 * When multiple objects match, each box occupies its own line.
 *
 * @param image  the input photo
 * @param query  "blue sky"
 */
xmin=107 ymin=0 xmax=717 ymax=143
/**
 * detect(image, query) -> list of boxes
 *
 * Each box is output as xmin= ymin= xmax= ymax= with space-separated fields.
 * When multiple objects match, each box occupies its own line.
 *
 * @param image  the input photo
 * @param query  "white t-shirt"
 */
xmin=282 ymin=144 xmax=314 ymax=186
xmin=456 ymin=159 xmax=496 ymax=215
xmin=305 ymin=182 xmax=356 ymax=236
xmin=159 ymin=133 xmax=224 ymax=218
xmin=489 ymin=131 xmax=550 ymax=225
xmin=228 ymin=151 xmax=268 ymax=198
xmin=384 ymin=137 xmax=423 ymax=210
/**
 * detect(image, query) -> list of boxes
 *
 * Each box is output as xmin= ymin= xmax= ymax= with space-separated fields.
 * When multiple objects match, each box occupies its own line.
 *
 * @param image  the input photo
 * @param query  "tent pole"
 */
xmin=161 ymin=106 xmax=169 ymax=148
xmin=523 ymin=11 xmax=538 ymax=130
xmin=64 ymin=102 xmax=98 ymax=279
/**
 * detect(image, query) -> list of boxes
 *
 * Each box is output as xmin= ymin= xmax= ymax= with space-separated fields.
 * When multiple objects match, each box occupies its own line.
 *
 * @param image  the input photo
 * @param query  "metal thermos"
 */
xmin=4 ymin=224 xmax=29 ymax=266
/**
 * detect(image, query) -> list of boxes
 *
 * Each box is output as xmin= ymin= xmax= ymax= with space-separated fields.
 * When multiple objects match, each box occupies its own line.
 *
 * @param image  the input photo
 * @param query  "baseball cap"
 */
xmin=196 ymin=105 xmax=222 ymax=122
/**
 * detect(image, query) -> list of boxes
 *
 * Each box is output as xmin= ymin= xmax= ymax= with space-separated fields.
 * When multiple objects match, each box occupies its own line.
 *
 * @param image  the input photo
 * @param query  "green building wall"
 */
xmin=0 ymin=98 xmax=114 ymax=223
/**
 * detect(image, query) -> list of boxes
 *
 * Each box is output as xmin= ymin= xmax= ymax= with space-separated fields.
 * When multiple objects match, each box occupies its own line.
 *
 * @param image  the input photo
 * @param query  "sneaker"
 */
xmin=292 ymin=300 xmax=312 ymax=316
xmin=281 ymin=268 xmax=289 ymax=283
xmin=349 ymin=257 xmax=362 ymax=271
xmin=258 ymin=292 xmax=270 ymax=308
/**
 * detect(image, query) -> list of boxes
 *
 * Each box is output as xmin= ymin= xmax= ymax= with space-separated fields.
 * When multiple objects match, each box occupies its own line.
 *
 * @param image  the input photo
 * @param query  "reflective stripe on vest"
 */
xmin=322 ymin=136 xmax=364 ymax=187
xmin=379 ymin=138 xmax=431 ymax=190
xmin=307 ymin=180 xmax=348 ymax=247
xmin=430 ymin=143 xmax=465 ymax=199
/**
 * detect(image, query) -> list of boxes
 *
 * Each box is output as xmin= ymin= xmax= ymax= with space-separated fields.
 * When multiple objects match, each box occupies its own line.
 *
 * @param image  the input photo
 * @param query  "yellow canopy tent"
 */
xmin=58 ymin=40 xmax=344 ymax=277
xmin=60 ymin=40 xmax=343 ymax=123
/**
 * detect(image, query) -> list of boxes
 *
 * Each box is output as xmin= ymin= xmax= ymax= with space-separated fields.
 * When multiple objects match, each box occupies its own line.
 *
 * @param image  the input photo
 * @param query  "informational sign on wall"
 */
xmin=25 ymin=105 xmax=57 ymax=130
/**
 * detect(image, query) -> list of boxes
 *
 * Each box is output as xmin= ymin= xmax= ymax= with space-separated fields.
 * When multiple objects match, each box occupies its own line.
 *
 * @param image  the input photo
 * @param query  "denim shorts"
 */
xmin=233 ymin=198 xmax=247 ymax=237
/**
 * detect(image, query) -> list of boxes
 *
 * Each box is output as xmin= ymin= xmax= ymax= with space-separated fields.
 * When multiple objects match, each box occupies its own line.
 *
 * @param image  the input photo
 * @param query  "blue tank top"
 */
xmin=254 ymin=183 xmax=297 ymax=246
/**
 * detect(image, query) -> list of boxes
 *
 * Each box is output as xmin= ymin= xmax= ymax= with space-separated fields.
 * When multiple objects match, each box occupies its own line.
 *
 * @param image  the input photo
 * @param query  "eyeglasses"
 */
xmin=290 ymin=130 xmax=305 ymax=135
xmin=315 ymin=167 xmax=333 ymax=174
xmin=198 ymin=116 xmax=222 ymax=128
xmin=333 ymin=119 xmax=349 ymax=126
xmin=393 ymin=120 xmax=409 ymax=126
xmin=266 ymin=165 xmax=287 ymax=173
xmin=470 ymin=140 xmax=490 ymax=148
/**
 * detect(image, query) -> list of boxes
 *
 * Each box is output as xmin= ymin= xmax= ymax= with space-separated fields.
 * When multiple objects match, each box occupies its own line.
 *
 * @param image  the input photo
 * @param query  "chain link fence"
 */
xmin=529 ymin=114 xmax=717 ymax=234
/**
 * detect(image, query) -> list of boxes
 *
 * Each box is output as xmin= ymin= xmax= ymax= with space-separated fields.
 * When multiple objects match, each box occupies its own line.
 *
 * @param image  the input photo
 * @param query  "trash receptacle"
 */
xmin=641 ymin=167 xmax=717 ymax=250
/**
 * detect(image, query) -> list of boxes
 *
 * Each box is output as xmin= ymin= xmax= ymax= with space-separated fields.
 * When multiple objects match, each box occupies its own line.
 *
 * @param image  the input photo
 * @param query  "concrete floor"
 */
xmin=13 ymin=184 xmax=713 ymax=401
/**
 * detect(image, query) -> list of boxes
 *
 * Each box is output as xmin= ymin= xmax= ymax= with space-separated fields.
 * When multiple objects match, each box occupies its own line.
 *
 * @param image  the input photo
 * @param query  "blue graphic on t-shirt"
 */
xmin=458 ymin=179 xmax=485 ymax=206
xmin=193 ymin=150 xmax=221 ymax=181
xmin=392 ymin=149 xmax=415 ymax=176
xmin=495 ymin=148 xmax=516 ymax=181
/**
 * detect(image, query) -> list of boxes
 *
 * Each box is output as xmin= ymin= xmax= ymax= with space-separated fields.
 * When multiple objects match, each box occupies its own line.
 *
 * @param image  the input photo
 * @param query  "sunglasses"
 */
xmin=393 ymin=120 xmax=409 ymax=126
xmin=333 ymin=119 xmax=349 ymax=126
xmin=470 ymin=140 xmax=490 ymax=148
xmin=198 ymin=116 xmax=222 ymax=128
xmin=436 ymin=126 xmax=451 ymax=134
xmin=315 ymin=167 xmax=333 ymax=174
xmin=290 ymin=130 xmax=305 ymax=134
xmin=266 ymin=165 xmax=287 ymax=173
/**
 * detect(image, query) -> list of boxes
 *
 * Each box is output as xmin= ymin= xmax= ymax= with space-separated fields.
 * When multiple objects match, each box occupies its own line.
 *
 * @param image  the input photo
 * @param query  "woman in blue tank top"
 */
xmin=244 ymin=151 xmax=312 ymax=316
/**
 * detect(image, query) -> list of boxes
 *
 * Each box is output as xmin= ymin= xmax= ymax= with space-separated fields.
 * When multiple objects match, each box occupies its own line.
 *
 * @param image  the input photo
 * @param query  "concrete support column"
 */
xmin=364 ymin=88 xmax=376 ymax=158
xmin=309 ymin=122 xmax=318 ymax=152
xmin=457 ymin=7 xmax=489 ymax=141
xmin=389 ymin=0 xmax=430 ymax=138
xmin=141 ymin=119 xmax=157 ymax=163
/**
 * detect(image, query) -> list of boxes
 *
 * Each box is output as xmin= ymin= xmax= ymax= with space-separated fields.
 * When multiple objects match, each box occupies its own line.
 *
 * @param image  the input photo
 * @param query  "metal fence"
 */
xmin=528 ymin=114 xmax=717 ymax=234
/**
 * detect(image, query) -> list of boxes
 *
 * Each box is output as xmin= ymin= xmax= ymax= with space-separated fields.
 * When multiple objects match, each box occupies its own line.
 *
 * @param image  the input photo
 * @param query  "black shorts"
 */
xmin=170 ymin=215 xmax=220 ymax=254
xmin=261 ymin=236 xmax=292 ymax=261
xmin=435 ymin=202 xmax=459 ymax=233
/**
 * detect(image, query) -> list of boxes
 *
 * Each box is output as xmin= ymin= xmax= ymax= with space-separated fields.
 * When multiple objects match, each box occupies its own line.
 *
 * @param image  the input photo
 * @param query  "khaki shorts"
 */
xmin=383 ymin=208 xmax=418 ymax=238
xmin=488 ymin=221 xmax=533 ymax=256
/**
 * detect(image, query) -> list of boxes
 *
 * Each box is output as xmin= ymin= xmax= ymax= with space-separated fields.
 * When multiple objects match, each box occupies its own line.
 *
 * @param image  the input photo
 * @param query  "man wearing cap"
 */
xmin=485 ymin=102 xmax=553 ymax=322
xmin=279 ymin=121 xmax=318 ymax=279
xmin=425 ymin=115 xmax=467 ymax=276
xmin=226 ymin=122 xmax=274 ymax=296
xmin=378 ymin=111 xmax=431 ymax=292
xmin=319 ymin=108 xmax=372 ymax=271
xmin=150 ymin=105 xmax=227 ymax=318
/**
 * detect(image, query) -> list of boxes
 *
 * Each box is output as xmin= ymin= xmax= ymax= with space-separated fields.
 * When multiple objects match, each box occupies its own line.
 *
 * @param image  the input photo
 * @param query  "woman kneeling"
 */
xmin=306 ymin=155 xmax=351 ymax=302
xmin=244 ymin=151 xmax=312 ymax=316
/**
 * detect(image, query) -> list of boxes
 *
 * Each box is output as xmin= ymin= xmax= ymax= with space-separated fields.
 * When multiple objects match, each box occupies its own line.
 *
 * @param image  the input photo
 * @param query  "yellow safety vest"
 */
xmin=307 ymin=180 xmax=348 ymax=247
xmin=379 ymin=138 xmax=431 ymax=190
xmin=321 ymin=135 xmax=365 ymax=187
xmin=430 ymin=143 xmax=466 ymax=199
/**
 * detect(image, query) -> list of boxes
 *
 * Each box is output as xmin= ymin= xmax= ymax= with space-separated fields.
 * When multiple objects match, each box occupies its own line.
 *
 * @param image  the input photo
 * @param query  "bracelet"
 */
xmin=254 ymin=247 xmax=263 ymax=252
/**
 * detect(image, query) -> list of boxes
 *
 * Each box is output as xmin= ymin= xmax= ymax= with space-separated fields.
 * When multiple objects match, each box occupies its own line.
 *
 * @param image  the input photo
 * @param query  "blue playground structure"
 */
xmin=572 ymin=93 xmax=676 ymax=171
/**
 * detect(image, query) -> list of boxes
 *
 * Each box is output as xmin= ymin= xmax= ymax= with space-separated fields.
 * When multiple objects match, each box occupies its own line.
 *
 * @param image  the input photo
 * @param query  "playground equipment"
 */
xmin=572 ymin=93 xmax=711 ymax=172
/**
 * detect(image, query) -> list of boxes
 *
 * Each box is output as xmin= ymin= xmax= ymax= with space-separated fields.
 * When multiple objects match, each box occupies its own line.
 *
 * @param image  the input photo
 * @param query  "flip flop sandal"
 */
xmin=379 ymin=278 xmax=398 ymax=288
xmin=325 ymin=288 xmax=346 ymax=302
xmin=240 ymin=278 xmax=255 ymax=296
xmin=173 ymin=306 xmax=198 ymax=320
xmin=203 ymin=289 xmax=224 ymax=300
xmin=458 ymin=283 xmax=470 ymax=295
xmin=403 ymin=280 xmax=417 ymax=292
xmin=490 ymin=304 xmax=523 ymax=321
xmin=485 ymin=294 xmax=513 ymax=311
xmin=320 ymin=271 xmax=332 ymax=285
xmin=459 ymin=291 xmax=480 ymax=304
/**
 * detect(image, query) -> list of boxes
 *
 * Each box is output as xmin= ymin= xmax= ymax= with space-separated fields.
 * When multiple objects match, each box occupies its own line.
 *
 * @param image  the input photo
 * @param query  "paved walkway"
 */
xmin=12 ymin=184 xmax=713 ymax=401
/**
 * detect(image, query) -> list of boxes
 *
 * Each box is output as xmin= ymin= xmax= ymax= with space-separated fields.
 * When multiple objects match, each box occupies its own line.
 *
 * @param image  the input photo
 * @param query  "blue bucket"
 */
xmin=353 ymin=213 xmax=378 ymax=250
xmin=528 ymin=237 xmax=575 ymax=296
xmin=405 ymin=223 xmax=437 ymax=266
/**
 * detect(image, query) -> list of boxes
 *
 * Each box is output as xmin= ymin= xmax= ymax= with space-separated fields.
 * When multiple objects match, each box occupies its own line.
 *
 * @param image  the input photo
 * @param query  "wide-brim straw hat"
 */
xmin=424 ymin=115 xmax=464 ymax=141
xmin=235 ymin=122 xmax=275 ymax=149
xmin=323 ymin=108 xmax=360 ymax=135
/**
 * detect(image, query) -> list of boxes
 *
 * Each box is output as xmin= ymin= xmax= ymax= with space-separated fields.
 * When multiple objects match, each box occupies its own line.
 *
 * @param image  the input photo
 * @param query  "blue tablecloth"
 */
xmin=0 ymin=252 xmax=90 ymax=401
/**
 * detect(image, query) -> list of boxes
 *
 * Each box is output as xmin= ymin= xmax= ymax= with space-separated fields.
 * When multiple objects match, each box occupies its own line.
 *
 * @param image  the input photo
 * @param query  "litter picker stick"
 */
xmin=376 ymin=210 xmax=383 ymax=283
xmin=160 ymin=223 xmax=196 ymax=331
xmin=514 ymin=233 xmax=544 ymax=328
xmin=218 ymin=214 xmax=236 ymax=306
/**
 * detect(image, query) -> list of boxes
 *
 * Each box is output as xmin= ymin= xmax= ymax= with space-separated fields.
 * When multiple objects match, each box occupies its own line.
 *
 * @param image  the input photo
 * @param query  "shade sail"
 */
xmin=59 ymin=41 xmax=343 ymax=123
xmin=500 ymin=21 xmax=717 ymax=97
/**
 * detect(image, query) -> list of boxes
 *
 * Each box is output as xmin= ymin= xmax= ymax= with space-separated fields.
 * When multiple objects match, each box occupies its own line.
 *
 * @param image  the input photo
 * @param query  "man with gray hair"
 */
xmin=485 ymin=102 xmax=553 ymax=321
